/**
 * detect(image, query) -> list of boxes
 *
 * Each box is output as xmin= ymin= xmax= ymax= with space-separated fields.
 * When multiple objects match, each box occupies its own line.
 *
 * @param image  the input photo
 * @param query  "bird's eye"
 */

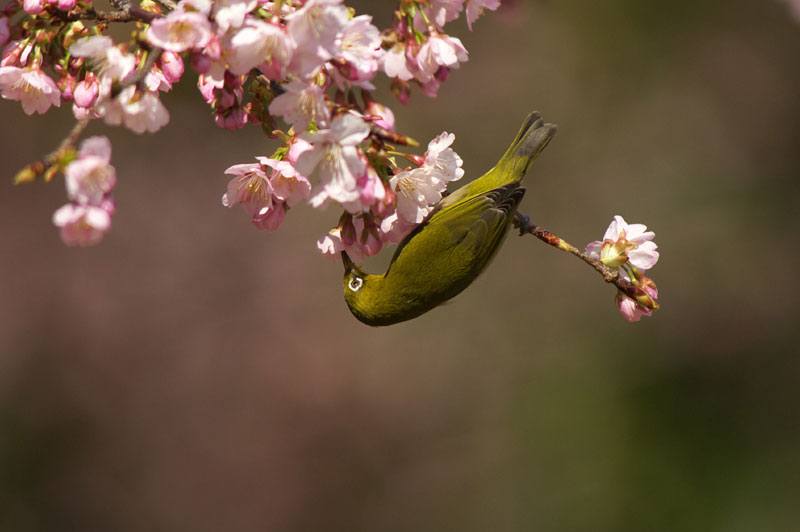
xmin=348 ymin=277 xmax=363 ymax=291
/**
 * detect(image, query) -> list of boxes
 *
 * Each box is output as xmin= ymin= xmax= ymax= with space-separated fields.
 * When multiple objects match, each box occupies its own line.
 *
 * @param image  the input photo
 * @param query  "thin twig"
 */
xmin=514 ymin=212 xmax=646 ymax=301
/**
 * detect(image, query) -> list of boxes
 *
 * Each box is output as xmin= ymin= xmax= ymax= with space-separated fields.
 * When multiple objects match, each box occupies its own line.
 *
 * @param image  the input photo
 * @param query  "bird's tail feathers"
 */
xmin=496 ymin=111 xmax=557 ymax=179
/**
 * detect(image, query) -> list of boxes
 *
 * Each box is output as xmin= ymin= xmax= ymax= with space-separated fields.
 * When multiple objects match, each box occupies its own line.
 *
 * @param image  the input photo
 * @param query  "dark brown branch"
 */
xmin=513 ymin=212 xmax=648 ymax=303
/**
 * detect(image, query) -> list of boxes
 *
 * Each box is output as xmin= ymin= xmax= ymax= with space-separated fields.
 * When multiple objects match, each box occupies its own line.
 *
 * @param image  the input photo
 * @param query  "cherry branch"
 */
xmin=513 ymin=212 xmax=651 ymax=304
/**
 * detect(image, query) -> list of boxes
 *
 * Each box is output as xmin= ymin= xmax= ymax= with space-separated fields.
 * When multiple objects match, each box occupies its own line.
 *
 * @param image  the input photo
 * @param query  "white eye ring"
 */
xmin=349 ymin=277 xmax=363 ymax=291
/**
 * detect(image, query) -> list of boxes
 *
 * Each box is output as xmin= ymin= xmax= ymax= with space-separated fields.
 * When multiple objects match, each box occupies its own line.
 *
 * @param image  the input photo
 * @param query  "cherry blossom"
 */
xmin=0 ymin=66 xmax=61 ymax=114
xmin=52 ymin=202 xmax=113 ymax=246
xmin=70 ymin=36 xmax=136 ymax=83
xmin=268 ymin=80 xmax=329 ymax=133
xmin=224 ymin=18 xmax=294 ymax=77
xmin=331 ymin=15 xmax=383 ymax=89
xmin=466 ymin=0 xmax=501 ymax=29
xmin=295 ymin=113 xmax=371 ymax=206
xmin=416 ymin=34 xmax=468 ymax=83
xmin=64 ymin=136 xmax=116 ymax=205
xmin=585 ymin=215 xmax=659 ymax=270
xmin=221 ymin=161 xmax=273 ymax=216
xmin=213 ymin=0 xmax=258 ymax=32
xmin=99 ymin=86 xmax=170 ymax=134
xmin=146 ymin=10 xmax=213 ymax=53
xmin=286 ymin=0 xmax=349 ymax=77
xmin=258 ymin=156 xmax=311 ymax=207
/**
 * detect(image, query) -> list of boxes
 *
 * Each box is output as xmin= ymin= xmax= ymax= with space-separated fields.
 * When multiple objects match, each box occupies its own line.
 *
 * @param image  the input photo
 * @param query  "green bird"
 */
xmin=343 ymin=111 xmax=557 ymax=326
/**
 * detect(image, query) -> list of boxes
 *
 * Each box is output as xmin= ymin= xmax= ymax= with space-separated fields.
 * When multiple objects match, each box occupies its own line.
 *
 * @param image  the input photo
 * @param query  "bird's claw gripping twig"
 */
xmin=514 ymin=212 xmax=534 ymax=236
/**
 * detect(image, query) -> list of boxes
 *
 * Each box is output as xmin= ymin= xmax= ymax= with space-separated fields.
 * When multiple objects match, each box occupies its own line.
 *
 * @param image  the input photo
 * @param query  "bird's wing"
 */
xmin=435 ymin=182 xmax=526 ymax=267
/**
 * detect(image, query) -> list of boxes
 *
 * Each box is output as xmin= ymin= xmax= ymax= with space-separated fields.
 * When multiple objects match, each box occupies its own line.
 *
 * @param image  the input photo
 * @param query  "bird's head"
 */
xmin=342 ymin=251 xmax=388 ymax=326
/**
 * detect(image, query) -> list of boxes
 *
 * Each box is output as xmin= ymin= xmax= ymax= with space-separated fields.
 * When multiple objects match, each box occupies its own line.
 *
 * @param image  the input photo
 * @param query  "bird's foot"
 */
xmin=514 ymin=212 xmax=535 ymax=236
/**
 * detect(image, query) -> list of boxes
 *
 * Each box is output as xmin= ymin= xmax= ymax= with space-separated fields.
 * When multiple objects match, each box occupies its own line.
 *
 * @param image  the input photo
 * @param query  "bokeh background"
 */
xmin=2 ymin=0 xmax=800 ymax=530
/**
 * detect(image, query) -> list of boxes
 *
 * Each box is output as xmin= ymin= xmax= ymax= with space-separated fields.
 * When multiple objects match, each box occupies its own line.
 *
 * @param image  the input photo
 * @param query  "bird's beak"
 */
xmin=341 ymin=251 xmax=355 ymax=274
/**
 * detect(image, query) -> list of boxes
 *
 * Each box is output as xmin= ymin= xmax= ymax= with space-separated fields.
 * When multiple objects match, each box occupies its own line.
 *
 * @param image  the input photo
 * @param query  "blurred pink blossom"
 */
xmin=0 ymin=66 xmax=61 ymax=114
xmin=466 ymin=0 xmax=501 ymax=30
xmin=415 ymin=34 xmax=467 ymax=83
xmin=146 ymin=11 xmax=212 ymax=53
xmin=64 ymin=136 xmax=116 ymax=205
xmin=286 ymin=0 xmax=349 ymax=76
xmin=52 ymin=202 xmax=113 ymax=246
xmin=99 ymin=86 xmax=169 ymax=134
xmin=224 ymin=18 xmax=294 ymax=77
xmin=268 ymin=80 xmax=329 ymax=133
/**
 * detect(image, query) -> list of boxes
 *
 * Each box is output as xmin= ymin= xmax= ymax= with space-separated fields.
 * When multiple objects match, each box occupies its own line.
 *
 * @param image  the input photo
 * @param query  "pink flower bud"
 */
xmin=190 ymin=52 xmax=211 ymax=74
xmin=252 ymin=202 xmax=286 ymax=231
xmin=57 ymin=0 xmax=77 ymax=11
xmin=160 ymin=51 xmax=184 ymax=83
xmin=219 ymin=89 xmax=237 ymax=108
xmin=73 ymin=75 xmax=99 ymax=108
xmin=214 ymin=107 xmax=247 ymax=130
xmin=57 ymin=74 xmax=76 ymax=101
xmin=197 ymin=74 xmax=216 ymax=104
xmin=23 ymin=0 xmax=45 ymax=15
xmin=364 ymin=97 xmax=395 ymax=131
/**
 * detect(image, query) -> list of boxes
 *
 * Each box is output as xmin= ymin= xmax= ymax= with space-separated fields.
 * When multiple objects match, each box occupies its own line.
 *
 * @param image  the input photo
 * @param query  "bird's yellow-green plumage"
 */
xmin=343 ymin=112 xmax=557 ymax=326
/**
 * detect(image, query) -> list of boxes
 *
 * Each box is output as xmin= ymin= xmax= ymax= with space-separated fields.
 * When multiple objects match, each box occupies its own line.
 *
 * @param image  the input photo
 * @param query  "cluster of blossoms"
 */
xmin=2 ymin=0 xmax=498 ymax=249
xmin=585 ymin=215 xmax=660 ymax=322
xmin=52 ymin=135 xmax=117 ymax=245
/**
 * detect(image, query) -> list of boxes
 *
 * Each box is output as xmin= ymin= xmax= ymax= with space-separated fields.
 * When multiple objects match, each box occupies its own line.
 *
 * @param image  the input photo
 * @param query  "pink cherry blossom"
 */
xmin=221 ymin=161 xmax=273 ymax=215
xmin=268 ymin=80 xmax=329 ymax=133
xmin=424 ymin=131 xmax=464 ymax=183
xmin=286 ymin=0 xmax=349 ymax=77
xmin=99 ymin=86 xmax=169 ymax=134
xmin=146 ymin=11 xmax=212 ymax=53
xmin=52 ymin=202 xmax=113 ymax=246
xmin=257 ymin=156 xmax=311 ymax=207
xmin=418 ymin=0 xmax=464 ymax=31
xmin=416 ymin=33 xmax=468 ymax=83
xmin=145 ymin=67 xmax=172 ymax=92
xmin=615 ymin=270 xmax=658 ymax=322
xmin=224 ymin=18 xmax=294 ymax=76
xmin=383 ymin=44 xmax=415 ymax=81
xmin=64 ymin=136 xmax=116 ymax=205
xmin=389 ymin=166 xmax=443 ymax=224
xmin=331 ymin=15 xmax=383 ymax=89
xmin=379 ymin=212 xmax=417 ymax=244
xmin=70 ymin=36 xmax=136 ymax=83
xmin=616 ymin=292 xmax=652 ymax=323
xmin=213 ymin=0 xmax=258 ymax=32
xmin=465 ymin=0 xmax=501 ymax=30
xmin=0 ymin=66 xmax=61 ymax=114
xmin=585 ymin=215 xmax=659 ymax=270
xmin=295 ymin=113 xmax=371 ymax=206
xmin=317 ymin=228 xmax=346 ymax=261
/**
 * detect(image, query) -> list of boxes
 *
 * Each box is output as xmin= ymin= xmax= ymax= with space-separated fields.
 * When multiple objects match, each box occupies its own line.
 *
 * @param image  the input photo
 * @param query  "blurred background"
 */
xmin=2 ymin=0 xmax=800 ymax=530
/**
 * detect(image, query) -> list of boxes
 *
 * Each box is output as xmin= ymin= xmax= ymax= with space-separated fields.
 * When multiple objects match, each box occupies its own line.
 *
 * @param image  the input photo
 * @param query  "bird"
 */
xmin=342 ymin=111 xmax=557 ymax=326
